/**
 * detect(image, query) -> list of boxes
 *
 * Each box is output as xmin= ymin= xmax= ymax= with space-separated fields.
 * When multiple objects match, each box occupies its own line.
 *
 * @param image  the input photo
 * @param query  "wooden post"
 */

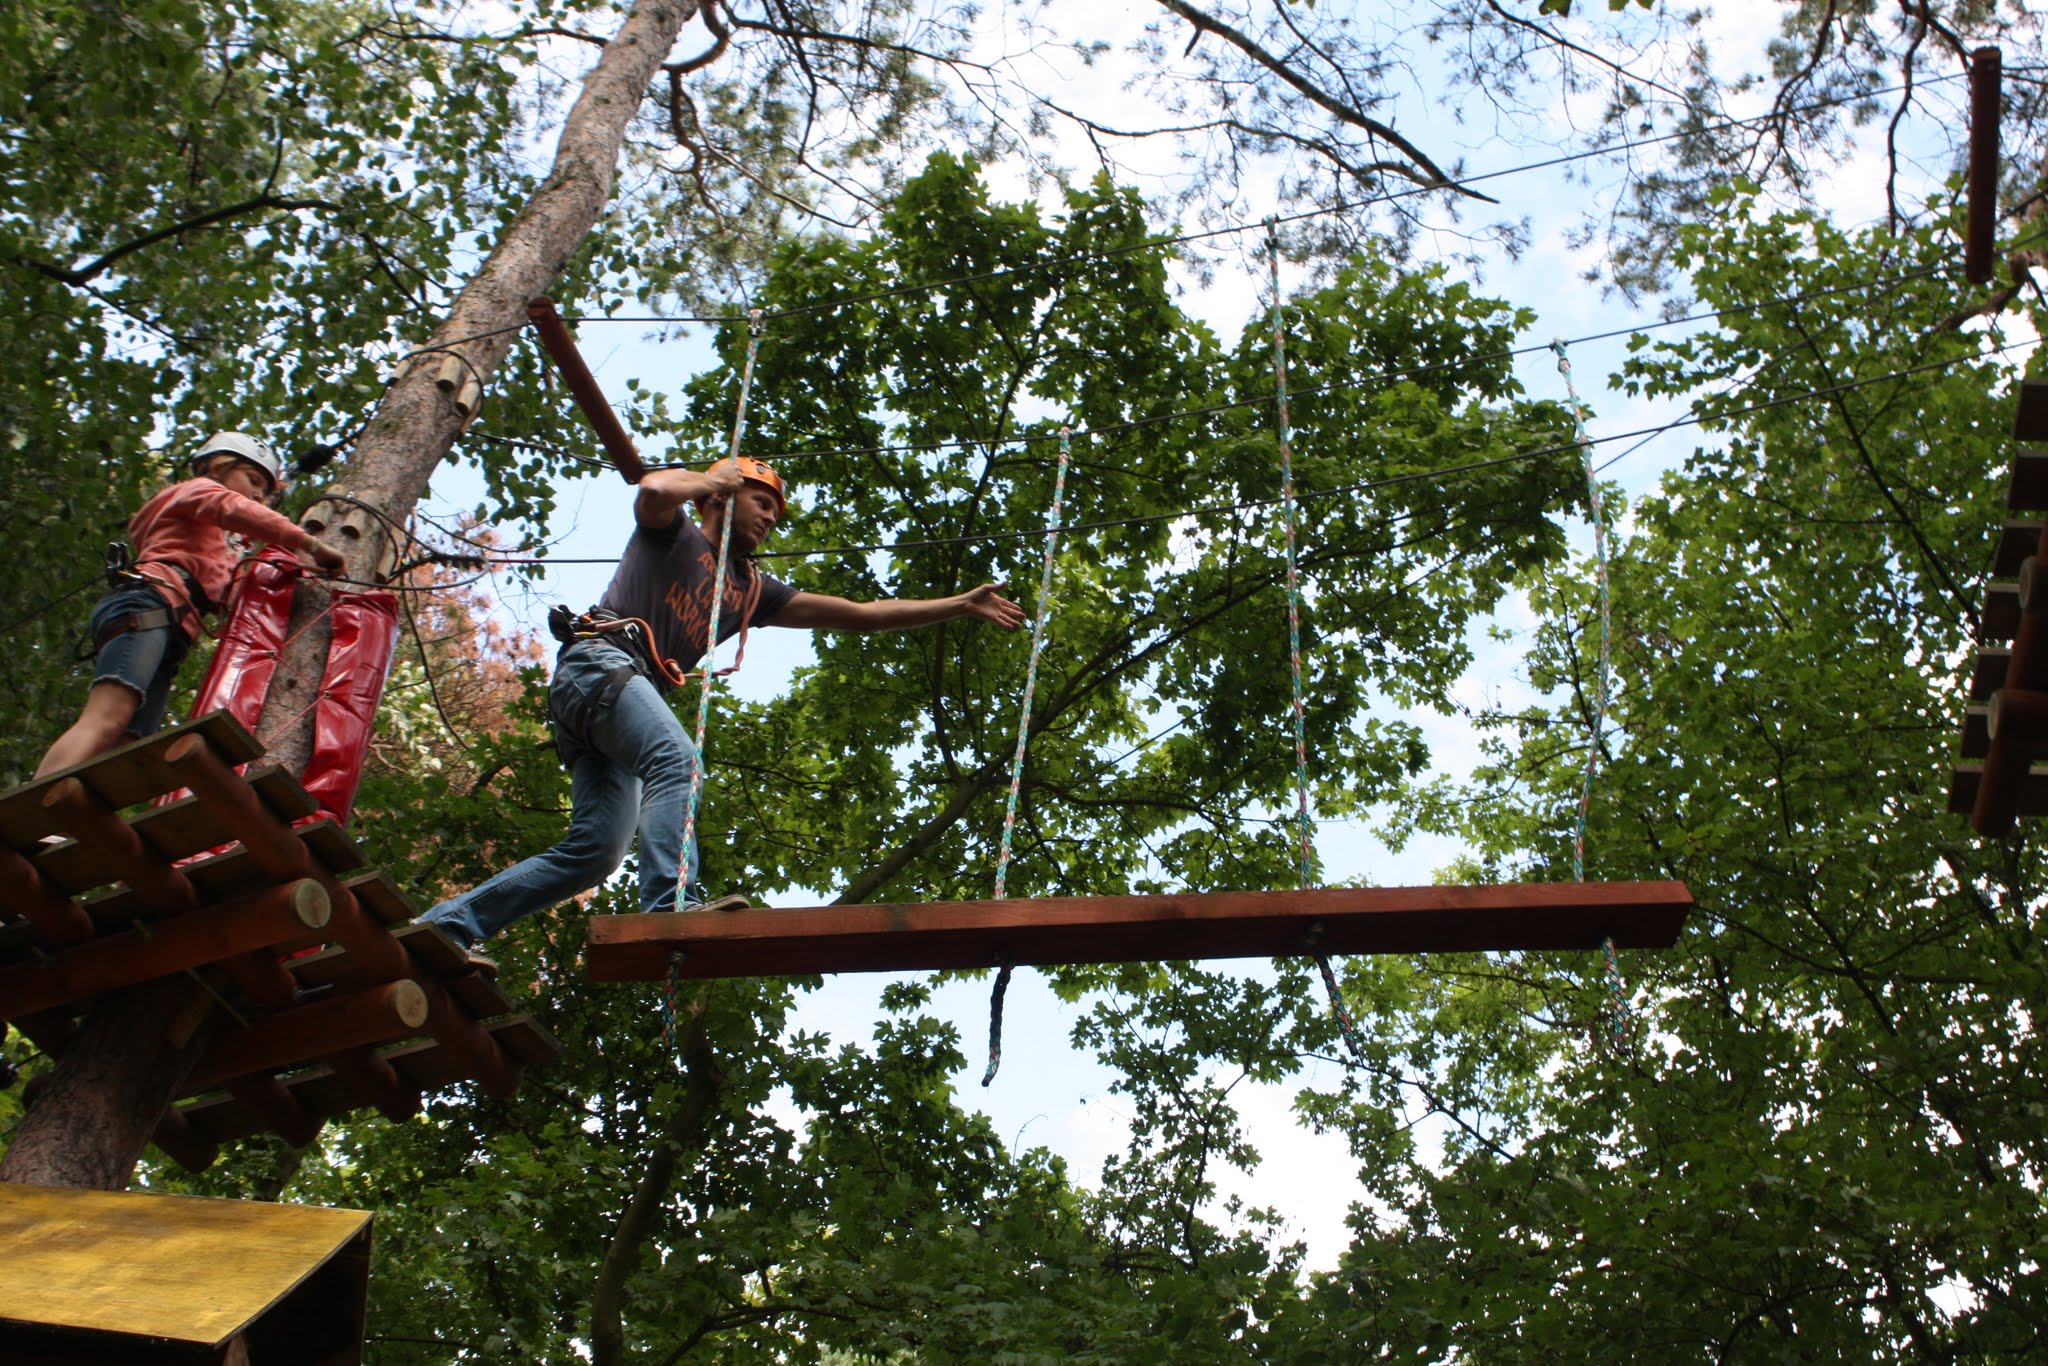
xmin=526 ymin=297 xmax=646 ymax=482
xmin=1967 ymin=46 xmax=2002 ymax=286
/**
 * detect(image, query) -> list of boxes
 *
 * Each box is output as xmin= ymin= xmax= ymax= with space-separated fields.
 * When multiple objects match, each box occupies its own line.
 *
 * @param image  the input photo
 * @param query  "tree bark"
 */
xmin=1 ymin=0 xmax=701 ymax=1192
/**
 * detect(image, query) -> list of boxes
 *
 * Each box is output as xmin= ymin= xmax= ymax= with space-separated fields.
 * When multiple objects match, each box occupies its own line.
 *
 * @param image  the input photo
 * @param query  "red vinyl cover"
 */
xmin=178 ymin=547 xmax=398 ymax=826
xmin=185 ymin=548 xmax=299 ymax=732
xmin=300 ymin=585 xmax=398 ymax=825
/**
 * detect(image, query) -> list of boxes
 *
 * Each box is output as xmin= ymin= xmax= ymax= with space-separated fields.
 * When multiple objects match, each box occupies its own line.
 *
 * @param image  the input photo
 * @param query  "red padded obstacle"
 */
xmin=179 ymin=549 xmax=398 ymax=826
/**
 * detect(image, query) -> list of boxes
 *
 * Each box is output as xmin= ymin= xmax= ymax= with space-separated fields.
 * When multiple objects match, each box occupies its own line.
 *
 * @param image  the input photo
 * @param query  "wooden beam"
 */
xmin=2009 ymin=452 xmax=2048 ymax=512
xmin=0 ymin=845 xmax=93 ymax=944
xmin=165 ymin=734 xmax=409 ymax=982
xmin=2020 ymin=380 xmax=2048 ymax=445
xmin=0 ymin=879 xmax=329 ymax=1021
xmin=1966 ymin=46 xmax=2001 ymax=286
xmin=187 ymin=981 xmax=428 ymax=1093
xmin=585 ymin=882 xmax=1694 ymax=982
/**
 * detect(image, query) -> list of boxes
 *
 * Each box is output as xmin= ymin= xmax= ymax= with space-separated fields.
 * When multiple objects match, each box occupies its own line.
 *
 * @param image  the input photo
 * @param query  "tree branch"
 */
xmin=12 ymin=195 xmax=348 ymax=289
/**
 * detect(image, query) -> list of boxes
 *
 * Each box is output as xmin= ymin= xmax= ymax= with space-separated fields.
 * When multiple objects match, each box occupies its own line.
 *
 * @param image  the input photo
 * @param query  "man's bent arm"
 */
xmin=635 ymin=466 xmax=742 ymax=528
xmin=775 ymin=583 xmax=1025 ymax=633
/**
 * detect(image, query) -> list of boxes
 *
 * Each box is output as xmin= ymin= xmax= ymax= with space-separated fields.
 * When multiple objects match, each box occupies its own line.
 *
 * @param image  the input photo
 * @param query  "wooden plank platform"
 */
xmin=585 ymin=881 xmax=1694 ymax=982
xmin=0 ymin=711 xmax=260 ymax=848
xmin=0 ymin=1183 xmax=370 ymax=1359
xmin=0 ymin=713 xmax=559 ymax=1169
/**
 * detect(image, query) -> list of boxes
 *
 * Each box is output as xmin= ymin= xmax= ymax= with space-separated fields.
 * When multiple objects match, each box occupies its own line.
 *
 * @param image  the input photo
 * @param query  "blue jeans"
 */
xmin=421 ymin=639 xmax=708 ymax=948
xmin=88 ymin=582 xmax=193 ymax=737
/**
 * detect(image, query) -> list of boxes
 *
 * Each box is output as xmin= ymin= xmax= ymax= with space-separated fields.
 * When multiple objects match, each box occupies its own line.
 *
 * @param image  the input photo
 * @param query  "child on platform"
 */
xmin=34 ymin=432 xmax=345 ymax=778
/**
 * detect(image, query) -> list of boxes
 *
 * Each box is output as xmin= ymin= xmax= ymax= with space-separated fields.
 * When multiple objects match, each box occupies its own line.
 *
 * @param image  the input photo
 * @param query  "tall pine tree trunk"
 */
xmin=0 ymin=0 xmax=699 ymax=1191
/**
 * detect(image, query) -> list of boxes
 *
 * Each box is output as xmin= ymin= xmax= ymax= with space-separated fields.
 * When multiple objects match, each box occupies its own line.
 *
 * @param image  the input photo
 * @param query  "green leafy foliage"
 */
xmin=1314 ymin=189 xmax=2048 ymax=1358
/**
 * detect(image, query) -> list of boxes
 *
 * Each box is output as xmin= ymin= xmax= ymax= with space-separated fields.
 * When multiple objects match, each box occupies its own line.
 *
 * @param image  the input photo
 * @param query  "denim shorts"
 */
xmin=88 ymin=582 xmax=194 ymax=737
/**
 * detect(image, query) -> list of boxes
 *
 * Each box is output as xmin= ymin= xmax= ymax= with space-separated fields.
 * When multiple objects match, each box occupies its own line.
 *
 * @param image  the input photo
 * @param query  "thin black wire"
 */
xmin=471 ymin=328 xmax=2036 ymax=568
xmin=466 ymin=248 xmax=1971 ymax=481
xmin=388 ymin=67 xmax=1992 ymax=354
xmin=545 ymin=69 xmax=1982 ymax=331
xmin=0 ymin=573 xmax=99 ymax=636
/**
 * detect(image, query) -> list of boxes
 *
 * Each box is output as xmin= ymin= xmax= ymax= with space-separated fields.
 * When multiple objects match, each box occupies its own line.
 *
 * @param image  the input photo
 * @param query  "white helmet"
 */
xmin=191 ymin=431 xmax=281 ymax=491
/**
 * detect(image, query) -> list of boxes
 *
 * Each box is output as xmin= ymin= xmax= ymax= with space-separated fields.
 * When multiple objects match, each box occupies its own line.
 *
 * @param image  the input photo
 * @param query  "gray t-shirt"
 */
xmin=598 ymin=513 xmax=795 ymax=675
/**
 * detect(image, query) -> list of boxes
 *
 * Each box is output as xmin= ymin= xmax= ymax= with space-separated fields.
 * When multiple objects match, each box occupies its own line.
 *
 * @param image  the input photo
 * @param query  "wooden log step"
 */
xmin=175 ymin=1016 xmax=563 ymax=1144
xmin=1973 ymin=646 xmax=2012 ymax=701
xmin=2008 ymin=450 xmax=2048 ymax=511
xmin=1962 ymin=704 xmax=1991 ymax=759
xmin=2018 ymin=378 xmax=2048 ymax=444
xmin=0 ymin=711 xmax=259 ymax=849
xmin=1949 ymin=762 xmax=2048 ymax=816
xmin=1982 ymin=582 xmax=2021 ymax=643
xmin=0 ymin=880 xmax=330 ymax=1021
xmin=586 ymin=882 xmax=1695 ymax=983
xmin=185 ymin=981 xmax=431 ymax=1092
xmin=1994 ymin=520 xmax=2047 ymax=577
xmin=287 ymin=922 xmax=513 ymax=1023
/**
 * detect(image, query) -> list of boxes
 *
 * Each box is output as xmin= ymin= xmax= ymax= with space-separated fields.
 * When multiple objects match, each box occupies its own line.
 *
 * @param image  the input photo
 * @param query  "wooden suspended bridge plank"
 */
xmin=586 ymin=881 xmax=1694 ymax=982
xmin=0 ymin=1183 xmax=369 ymax=1355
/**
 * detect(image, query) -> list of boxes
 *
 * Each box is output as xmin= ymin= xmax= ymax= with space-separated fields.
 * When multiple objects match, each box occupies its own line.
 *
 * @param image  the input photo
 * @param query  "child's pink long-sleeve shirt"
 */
xmin=126 ymin=478 xmax=311 ymax=637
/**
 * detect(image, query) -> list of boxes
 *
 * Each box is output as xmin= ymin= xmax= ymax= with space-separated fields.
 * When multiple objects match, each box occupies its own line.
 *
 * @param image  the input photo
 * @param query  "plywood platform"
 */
xmin=0 ymin=714 xmax=561 ymax=1171
xmin=585 ymin=881 xmax=1693 ymax=982
xmin=0 ymin=1182 xmax=369 ymax=1364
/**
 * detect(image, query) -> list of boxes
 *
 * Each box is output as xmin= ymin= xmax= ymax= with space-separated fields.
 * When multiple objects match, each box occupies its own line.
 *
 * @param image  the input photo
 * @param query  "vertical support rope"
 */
xmin=677 ymin=309 xmax=766 ymax=913
xmin=1268 ymin=220 xmax=1363 ymax=1065
xmin=984 ymin=426 xmax=1075 ymax=1087
xmin=1551 ymin=339 xmax=1630 ymax=1048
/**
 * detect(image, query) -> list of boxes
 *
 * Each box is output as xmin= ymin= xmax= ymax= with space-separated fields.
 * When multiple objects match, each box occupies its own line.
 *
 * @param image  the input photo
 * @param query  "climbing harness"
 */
xmin=1552 ymin=339 xmax=1632 ymax=1049
xmin=982 ymin=426 xmax=1075 ymax=1086
xmin=1267 ymin=221 xmax=1366 ymax=1066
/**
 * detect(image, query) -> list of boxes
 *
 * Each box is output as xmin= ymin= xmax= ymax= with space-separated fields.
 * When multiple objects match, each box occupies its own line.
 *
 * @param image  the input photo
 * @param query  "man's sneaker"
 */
xmin=686 ymin=893 xmax=751 ymax=914
xmin=462 ymin=948 xmax=499 ymax=979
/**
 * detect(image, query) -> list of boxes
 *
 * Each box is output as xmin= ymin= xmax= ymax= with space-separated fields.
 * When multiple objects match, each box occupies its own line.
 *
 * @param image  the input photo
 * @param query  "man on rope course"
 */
xmin=35 ymin=432 xmax=345 ymax=778
xmin=418 ymin=456 xmax=1024 ymax=971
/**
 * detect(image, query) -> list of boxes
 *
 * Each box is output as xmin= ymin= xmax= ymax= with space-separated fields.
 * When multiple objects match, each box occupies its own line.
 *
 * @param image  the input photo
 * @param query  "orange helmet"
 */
xmin=700 ymin=455 xmax=786 ymax=515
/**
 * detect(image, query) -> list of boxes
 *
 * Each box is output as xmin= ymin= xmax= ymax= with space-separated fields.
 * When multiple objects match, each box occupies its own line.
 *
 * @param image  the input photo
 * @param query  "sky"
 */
xmin=415 ymin=0 xmax=1991 ymax=1268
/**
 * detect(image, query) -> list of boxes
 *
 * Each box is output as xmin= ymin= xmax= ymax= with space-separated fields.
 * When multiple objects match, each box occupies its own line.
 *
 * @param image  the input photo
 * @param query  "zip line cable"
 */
xmin=377 ymin=66 xmax=1999 ymax=364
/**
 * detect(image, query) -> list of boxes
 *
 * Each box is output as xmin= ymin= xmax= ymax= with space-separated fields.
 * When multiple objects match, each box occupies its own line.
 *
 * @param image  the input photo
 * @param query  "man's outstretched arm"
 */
xmin=775 ymin=583 xmax=1026 ymax=633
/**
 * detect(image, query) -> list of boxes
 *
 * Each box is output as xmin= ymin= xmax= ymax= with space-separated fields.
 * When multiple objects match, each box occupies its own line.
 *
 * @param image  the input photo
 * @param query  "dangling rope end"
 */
xmin=980 ymin=964 xmax=1014 ymax=1087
